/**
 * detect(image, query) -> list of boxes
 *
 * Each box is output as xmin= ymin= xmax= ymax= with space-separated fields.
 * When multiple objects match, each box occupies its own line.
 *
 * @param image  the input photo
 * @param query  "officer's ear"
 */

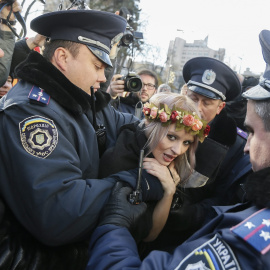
xmin=216 ymin=101 xmax=226 ymax=115
xmin=51 ymin=47 xmax=70 ymax=72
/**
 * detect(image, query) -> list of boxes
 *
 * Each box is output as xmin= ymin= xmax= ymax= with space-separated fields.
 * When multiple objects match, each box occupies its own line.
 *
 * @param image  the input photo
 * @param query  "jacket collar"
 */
xmin=15 ymin=51 xmax=110 ymax=116
xmin=245 ymin=166 xmax=270 ymax=208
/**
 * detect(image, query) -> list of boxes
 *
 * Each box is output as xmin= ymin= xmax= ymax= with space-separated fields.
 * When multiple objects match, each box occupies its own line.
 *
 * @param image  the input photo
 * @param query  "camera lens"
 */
xmin=121 ymin=30 xmax=134 ymax=46
xmin=127 ymin=77 xmax=142 ymax=92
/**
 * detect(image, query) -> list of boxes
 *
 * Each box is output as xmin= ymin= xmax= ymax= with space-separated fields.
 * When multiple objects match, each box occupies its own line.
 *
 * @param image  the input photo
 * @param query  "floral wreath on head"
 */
xmin=143 ymin=102 xmax=210 ymax=143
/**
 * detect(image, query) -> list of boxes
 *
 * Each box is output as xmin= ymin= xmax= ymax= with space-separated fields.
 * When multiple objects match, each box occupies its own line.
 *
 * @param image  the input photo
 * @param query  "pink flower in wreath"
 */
xmin=192 ymin=119 xmax=203 ymax=131
xmin=150 ymin=107 xmax=158 ymax=119
xmin=143 ymin=103 xmax=151 ymax=115
xmin=183 ymin=114 xmax=194 ymax=126
xmin=170 ymin=111 xmax=178 ymax=123
xmin=159 ymin=111 xmax=168 ymax=122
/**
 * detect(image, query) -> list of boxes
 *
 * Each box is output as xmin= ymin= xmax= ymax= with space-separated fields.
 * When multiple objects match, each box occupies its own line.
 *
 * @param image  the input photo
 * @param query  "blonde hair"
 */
xmin=140 ymin=93 xmax=201 ymax=185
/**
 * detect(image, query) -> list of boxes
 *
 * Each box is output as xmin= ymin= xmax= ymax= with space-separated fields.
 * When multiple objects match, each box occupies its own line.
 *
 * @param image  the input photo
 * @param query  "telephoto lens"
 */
xmin=125 ymin=75 xmax=142 ymax=92
xmin=117 ymin=72 xmax=142 ymax=92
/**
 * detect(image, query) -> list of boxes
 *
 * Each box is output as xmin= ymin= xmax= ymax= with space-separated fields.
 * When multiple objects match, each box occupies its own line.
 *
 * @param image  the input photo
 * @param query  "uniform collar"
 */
xmin=245 ymin=167 xmax=270 ymax=208
xmin=15 ymin=51 xmax=110 ymax=115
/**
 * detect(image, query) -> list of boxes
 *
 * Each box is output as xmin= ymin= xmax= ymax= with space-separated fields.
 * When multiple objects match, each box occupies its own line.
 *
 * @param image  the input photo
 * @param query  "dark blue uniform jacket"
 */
xmin=0 ymin=52 xmax=159 ymax=247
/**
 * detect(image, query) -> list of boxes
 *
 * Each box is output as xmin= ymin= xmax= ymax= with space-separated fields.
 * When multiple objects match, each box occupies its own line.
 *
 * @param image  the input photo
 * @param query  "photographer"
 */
xmin=107 ymin=69 xmax=158 ymax=119
xmin=0 ymin=0 xmax=22 ymax=86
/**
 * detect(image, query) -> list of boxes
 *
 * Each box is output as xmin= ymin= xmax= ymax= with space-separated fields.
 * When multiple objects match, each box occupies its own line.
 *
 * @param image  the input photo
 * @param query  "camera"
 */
xmin=118 ymin=72 xmax=143 ymax=92
xmin=119 ymin=7 xmax=143 ymax=47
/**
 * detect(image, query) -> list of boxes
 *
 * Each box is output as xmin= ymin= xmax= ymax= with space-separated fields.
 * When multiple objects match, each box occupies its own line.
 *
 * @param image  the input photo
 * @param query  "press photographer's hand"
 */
xmin=0 ymin=0 xmax=22 ymax=20
xmin=0 ymin=0 xmax=22 ymax=31
xmin=107 ymin=74 xmax=125 ymax=98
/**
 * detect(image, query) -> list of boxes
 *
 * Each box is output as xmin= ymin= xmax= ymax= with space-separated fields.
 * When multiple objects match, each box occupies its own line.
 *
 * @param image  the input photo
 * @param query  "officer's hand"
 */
xmin=99 ymin=182 xmax=147 ymax=236
xmin=107 ymin=74 xmax=125 ymax=98
xmin=26 ymin=34 xmax=46 ymax=50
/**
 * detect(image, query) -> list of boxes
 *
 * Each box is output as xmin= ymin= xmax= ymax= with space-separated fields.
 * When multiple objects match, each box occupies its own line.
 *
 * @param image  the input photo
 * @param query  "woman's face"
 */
xmin=152 ymin=123 xmax=195 ymax=166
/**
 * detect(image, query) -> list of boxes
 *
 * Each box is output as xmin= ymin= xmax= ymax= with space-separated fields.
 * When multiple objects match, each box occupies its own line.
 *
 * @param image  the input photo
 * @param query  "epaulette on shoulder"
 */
xmin=28 ymin=85 xmax=50 ymax=106
xmin=237 ymin=127 xmax=248 ymax=140
xmin=231 ymin=208 xmax=270 ymax=254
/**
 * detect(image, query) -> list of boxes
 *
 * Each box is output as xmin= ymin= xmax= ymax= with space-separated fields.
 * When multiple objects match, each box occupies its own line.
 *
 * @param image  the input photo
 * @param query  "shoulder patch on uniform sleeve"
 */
xmin=175 ymin=234 xmax=241 ymax=270
xmin=28 ymin=85 xmax=50 ymax=106
xmin=19 ymin=115 xmax=58 ymax=159
xmin=231 ymin=208 xmax=270 ymax=255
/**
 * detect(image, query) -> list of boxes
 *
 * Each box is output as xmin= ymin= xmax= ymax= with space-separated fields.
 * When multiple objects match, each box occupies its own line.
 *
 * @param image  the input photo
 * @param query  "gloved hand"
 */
xmin=99 ymin=182 xmax=148 ymax=241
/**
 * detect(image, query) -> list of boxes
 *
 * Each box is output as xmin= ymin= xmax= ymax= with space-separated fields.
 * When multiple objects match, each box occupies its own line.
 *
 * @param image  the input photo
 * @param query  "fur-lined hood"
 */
xmin=15 ymin=51 xmax=110 ymax=116
xmin=245 ymin=167 xmax=270 ymax=208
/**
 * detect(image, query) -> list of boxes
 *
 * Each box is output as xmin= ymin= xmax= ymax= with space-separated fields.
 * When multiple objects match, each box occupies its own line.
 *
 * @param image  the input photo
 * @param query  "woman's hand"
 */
xmin=143 ymin=158 xmax=180 ymax=196
xmin=168 ymin=161 xmax=181 ymax=186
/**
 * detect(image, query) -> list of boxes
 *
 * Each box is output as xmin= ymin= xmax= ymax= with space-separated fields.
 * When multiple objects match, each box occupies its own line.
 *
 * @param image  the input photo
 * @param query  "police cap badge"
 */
xmin=183 ymin=57 xmax=241 ymax=101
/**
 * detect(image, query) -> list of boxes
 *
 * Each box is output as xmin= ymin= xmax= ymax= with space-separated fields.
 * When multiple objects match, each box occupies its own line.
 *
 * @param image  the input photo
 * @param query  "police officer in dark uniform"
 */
xmin=0 ymin=9 xmax=161 ymax=269
xmin=86 ymin=29 xmax=270 ymax=270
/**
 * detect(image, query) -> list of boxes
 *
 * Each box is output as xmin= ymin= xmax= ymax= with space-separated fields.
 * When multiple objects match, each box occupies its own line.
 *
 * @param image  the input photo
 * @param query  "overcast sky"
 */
xmin=138 ymin=0 xmax=269 ymax=75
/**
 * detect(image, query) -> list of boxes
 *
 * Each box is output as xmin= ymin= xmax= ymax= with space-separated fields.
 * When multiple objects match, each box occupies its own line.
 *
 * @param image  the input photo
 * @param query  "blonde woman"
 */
xmin=99 ymin=93 xmax=210 ymax=242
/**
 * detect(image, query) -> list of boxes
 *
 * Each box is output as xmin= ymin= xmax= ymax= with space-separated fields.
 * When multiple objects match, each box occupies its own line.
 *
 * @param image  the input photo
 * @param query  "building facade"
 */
xmin=164 ymin=36 xmax=225 ymax=92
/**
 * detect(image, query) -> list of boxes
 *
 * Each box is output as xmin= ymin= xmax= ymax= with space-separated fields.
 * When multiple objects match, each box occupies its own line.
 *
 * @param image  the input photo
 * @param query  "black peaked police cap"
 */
xmin=183 ymin=57 xmax=241 ymax=102
xmin=243 ymin=30 xmax=270 ymax=100
xmin=30 ymin=10 xmax=127 ymax=67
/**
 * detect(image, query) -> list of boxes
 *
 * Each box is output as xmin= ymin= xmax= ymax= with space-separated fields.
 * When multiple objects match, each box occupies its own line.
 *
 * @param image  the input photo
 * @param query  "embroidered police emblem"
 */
xmin=175 ymin=234 xmax=241 ymax=270
xmin=202 ymin=69 xmax=216 ymax=85
xmin=19 ymin=115 xmax=58 ymax=159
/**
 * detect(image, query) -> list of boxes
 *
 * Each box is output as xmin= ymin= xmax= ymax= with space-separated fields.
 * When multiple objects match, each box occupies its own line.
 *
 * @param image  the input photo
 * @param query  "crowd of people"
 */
xmin=0 ymin=2 xmax=269 ymax=270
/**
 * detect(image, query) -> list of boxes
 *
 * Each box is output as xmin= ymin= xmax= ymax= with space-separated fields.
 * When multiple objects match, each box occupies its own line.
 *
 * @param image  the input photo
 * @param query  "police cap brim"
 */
xmin=242 ymin=84 xmax=270 ymax=100
xmin=188 ymin=85 xmax=222 ymax=100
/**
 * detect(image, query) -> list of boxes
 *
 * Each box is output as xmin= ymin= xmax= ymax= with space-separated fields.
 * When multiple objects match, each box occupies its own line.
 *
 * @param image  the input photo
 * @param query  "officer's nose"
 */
xmin=98 ymin=70 xmax=107 ymax=83
xmin=197 ymin=100 xmax=203 ymax=113
xmin=244 ymin=136 xmax=250 ymax=154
